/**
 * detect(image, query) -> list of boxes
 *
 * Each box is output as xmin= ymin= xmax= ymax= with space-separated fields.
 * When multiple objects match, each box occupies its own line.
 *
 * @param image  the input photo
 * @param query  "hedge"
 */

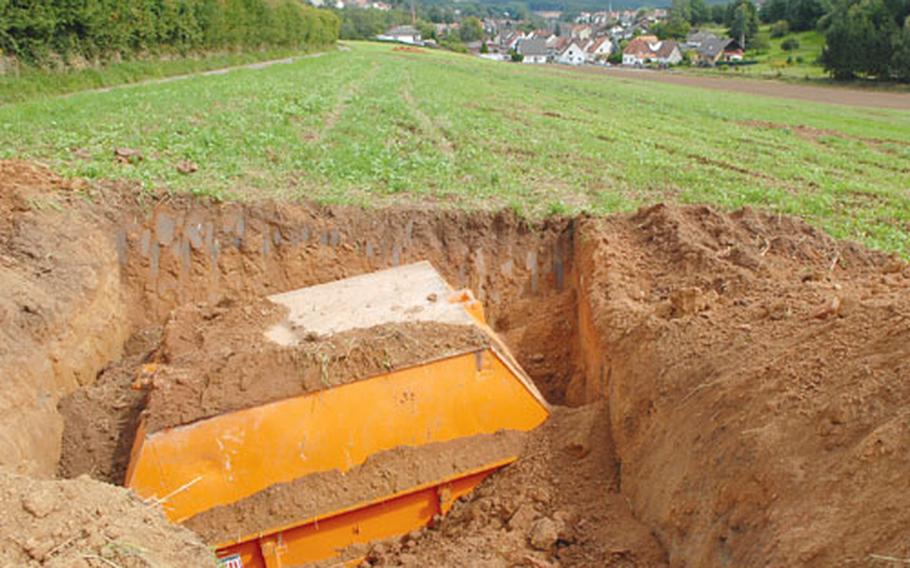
xmin=0 ymin=0 xmax=339 ymax=66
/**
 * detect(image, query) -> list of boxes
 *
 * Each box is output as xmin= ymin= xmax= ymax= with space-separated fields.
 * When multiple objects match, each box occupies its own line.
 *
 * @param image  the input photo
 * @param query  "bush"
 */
xmin=751 ymin=34 xmax=770 ymax=51
xmin=780 ymin=37 xmax=800 ymax=50
xmin=440 ymin=38 xmax=468 ymax=53
xmin=770 ymin=20 xmax=790 ymax=37
xmin=0 ymin=0 xmax=339 ymax=67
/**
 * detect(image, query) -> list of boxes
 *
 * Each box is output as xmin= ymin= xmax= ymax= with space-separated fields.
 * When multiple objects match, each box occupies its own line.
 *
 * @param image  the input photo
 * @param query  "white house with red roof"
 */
xmin=585 ymin=37 xmax=613 ymax=62
xmin=556 ymin=39 xmax=587 ymax=65
xmin=622 ymin=36 xmax=682 ymax=66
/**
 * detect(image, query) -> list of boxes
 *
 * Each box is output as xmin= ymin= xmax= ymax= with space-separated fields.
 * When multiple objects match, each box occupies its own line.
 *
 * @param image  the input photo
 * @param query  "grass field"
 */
xmin=1 ymin=41 xmax=909 ymax=253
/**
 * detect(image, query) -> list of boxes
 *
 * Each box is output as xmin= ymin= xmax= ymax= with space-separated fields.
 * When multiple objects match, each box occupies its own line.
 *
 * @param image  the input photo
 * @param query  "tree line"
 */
xmin=0 ymin=0 xmax=340 ymax=67
xmin=661 ymin=0 xmax=909 ymax=80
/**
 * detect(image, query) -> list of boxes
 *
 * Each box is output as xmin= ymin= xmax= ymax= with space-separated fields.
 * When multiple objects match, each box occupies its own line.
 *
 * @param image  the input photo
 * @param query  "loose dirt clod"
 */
xmin=0 ymin=470 xmax=214 ymax=567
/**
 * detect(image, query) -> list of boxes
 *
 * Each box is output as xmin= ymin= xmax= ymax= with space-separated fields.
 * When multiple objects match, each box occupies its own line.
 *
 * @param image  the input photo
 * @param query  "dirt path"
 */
xmin=553 ymin=65 xmax=910 ymax=110
xmin=63 ymin=52 xmax=327 ymax=99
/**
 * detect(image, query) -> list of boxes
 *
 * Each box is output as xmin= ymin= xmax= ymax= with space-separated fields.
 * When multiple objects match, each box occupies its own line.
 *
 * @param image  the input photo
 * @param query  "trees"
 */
xmin=665 ymin=0 xmax=709 ymax=27
xmin=760 ymin=0 xmax=790 ymax=22
xmin=781 ymin=36 xmax=801 ymax=48
xmin=727 ymin=0 xmax=760 ymax=47
xmin=820 ymin=0 xmax=901 ymax=79
xmin=658 ymin=0 xmax=693 ymax=38
xmin=0 ymin=0 xmax=339 ymax=65
xmin=892 ymin=18 xmax=910 ymax=80
xmin=339 ymin=8 xmax=398 ymax=40
xmin=690 ymin=0 xmax=712 ymax=24
xmin=459 ymin=16 xmax=483 ymax=43
xmin=789 ymin=0 xmax=828 ymax=30
xmin=770 ymin=19 xmax=791 ymax=36
xmin=759 ymin=0 xmax=829 ymax=30
xmin=710 ymin=3 xmax=728 ymax=22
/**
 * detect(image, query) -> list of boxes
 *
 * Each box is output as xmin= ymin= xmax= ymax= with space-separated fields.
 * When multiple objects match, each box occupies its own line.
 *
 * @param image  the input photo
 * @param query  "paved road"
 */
xmin=555 ymin=65 xmax=910 ymax=111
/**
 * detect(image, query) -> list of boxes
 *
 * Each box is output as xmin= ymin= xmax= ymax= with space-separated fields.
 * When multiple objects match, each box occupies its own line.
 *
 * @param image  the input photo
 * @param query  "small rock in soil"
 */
xmin=528 ymin=517 xmax=558 ymax=551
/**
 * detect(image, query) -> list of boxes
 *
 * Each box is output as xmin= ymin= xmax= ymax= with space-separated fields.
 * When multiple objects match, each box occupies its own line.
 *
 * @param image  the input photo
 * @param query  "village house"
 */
xmin=500 ymin=31 xmax=525 ymax=51
xmin=517 ymin=38 xmax=549 ymax=64
xmin=570 ymin=24 xmax=594 ymax=41
xmin=585 ymin=36 xmax=613 ymax=62
xmin=556 ymin=39 xmax=587 ymax=65
xmin=622 ymin=36 xmax=682 ymax=66
xmin=695 ymin=37 xmax=744 ymax=65
xmin=376 ymin=25 xmax=421 ymax=45
xmin=684 ymin=31 xmax=744 ymax=66
xmin=608 ymin=24 xmax=626 ymax=40
xmin=684 ymin=30 xmax=715 ymax=49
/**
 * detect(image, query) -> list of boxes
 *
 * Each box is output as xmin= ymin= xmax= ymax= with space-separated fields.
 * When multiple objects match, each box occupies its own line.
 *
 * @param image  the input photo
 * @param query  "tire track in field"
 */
xmin=305 ymin=62 xmax=379 ymax=143
xmin=401 ymin=74 xmax=455 ymax=158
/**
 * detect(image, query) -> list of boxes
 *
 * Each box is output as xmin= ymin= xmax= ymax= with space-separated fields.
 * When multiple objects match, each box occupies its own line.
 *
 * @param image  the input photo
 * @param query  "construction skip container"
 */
xmin=125 ymin=262 xmax=550 ymax=567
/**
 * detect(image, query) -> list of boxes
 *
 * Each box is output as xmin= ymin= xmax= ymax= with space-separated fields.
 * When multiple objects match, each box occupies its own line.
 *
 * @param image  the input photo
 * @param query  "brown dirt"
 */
xmin=6 ymin=160 xmax=910 ymax=567
xmin=0 ymin=160 xmax=130 ymax=475
xmin=574 ymin=204 xmax=910 ymax=567
xmin=145 ymin=305 xmax=490 ymax=431
xmin=554 ymin=65 xmax=910 ymax=110
xmin=57 ymin=329 xmax=160 ymax=484
xmin=359 ymin=403 xmax=668 ymax=567
xmin=185 ymin=430 xmax=527 ymax=545
xmin=392 ymin=46 xmax=426 ymax=54
xmin=0 ymin=470 xmax=215 ymax=567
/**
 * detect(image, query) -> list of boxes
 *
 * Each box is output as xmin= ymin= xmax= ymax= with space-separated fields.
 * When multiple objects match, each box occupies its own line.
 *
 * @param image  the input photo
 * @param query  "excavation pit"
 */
xmin=3 ymin=161 xmax=910 ymax=566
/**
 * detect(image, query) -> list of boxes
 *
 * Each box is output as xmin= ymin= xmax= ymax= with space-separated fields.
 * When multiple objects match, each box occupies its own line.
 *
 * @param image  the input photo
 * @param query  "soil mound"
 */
xmin=577 ymin=204 xmax=910 ymax=566
xmin=0 ymin=470 xmax=214 ymax=567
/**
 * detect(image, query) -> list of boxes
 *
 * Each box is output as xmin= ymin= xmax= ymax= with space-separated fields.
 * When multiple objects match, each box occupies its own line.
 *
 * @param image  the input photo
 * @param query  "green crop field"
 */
xmin=1 ymin=42 xmax=909 ymax=253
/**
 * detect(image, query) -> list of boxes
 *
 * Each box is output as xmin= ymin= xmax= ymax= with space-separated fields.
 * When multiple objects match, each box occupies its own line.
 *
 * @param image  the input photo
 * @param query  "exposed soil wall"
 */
xmin=0 ymin=161 xmax=130 ymax=476
xmin=113 ymin=198 xmax=582 ymax=407
xmin=573 ymin=205 xmax=910 ymax=566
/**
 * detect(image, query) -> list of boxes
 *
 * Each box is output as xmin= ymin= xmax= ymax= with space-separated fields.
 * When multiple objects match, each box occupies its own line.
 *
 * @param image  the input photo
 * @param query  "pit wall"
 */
xmin=0 ymin=204 xmax=130 ymax=476
xmin=2 ymin=194 xmax=610 ymax=478
xmin=116 ymin=200 xmax=585 ymax=405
